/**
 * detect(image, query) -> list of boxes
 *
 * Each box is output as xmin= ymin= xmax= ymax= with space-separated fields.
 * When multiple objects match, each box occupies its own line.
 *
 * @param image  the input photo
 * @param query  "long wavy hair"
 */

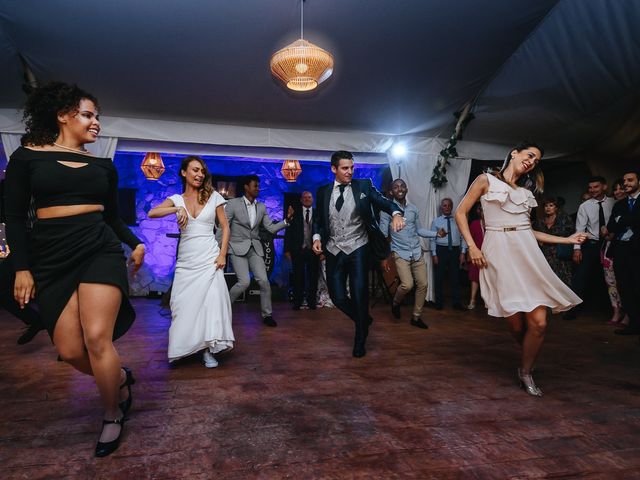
xmin=21 ymin=81 xmax=99 ymax=146
xmin=180 ymin=155 xmax=213 ymax=205
xmin=495 ymin=141 xmax=545 ymax=194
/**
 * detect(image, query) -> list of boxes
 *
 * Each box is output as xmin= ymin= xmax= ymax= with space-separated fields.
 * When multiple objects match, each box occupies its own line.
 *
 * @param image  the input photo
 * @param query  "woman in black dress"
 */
xmin=4 ymin=82 xmax=145 ymax=457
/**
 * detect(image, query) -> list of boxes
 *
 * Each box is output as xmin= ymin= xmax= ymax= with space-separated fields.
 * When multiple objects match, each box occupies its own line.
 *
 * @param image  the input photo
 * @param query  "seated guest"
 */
xmin=533 ymin=197 xmax=574 ymax=287
xmin=430 ymin=198 xmax=467 ymax=310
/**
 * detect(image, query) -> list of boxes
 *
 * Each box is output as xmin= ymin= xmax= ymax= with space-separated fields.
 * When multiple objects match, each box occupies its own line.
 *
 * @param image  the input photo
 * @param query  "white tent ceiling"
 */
xmin=0 ymin=0 xmax=638 ymax=159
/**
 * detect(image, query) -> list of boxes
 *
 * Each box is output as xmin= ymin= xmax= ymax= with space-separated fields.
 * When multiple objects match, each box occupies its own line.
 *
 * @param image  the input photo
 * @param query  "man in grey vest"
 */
xmin=225 ymin=175 xmax=293 ymax=327
xmin=313 ymin=151 xmax=405 ymax=357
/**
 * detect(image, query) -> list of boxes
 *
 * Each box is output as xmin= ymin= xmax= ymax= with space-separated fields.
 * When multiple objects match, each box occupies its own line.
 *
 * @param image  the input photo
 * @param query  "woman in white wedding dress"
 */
xmin=149 ymin=156 xmax=234 ymax=368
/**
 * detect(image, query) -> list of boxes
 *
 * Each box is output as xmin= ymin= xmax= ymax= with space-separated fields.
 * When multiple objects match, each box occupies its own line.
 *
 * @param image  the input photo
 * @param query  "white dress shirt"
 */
xmin=574 ymin=196 xmax=615 ymax=249
xmin=243 ymin=195 xmax=257 ymax=228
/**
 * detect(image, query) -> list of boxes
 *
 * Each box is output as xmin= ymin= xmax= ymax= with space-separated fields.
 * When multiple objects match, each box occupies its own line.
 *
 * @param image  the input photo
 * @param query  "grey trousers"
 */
xmin=229 ymin=246 xmax=272 ymax=317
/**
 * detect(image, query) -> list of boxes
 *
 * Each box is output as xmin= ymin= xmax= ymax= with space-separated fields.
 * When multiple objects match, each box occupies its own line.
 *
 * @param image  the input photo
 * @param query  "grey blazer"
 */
xmin=224 ymin=196 xmax=288 ymax=256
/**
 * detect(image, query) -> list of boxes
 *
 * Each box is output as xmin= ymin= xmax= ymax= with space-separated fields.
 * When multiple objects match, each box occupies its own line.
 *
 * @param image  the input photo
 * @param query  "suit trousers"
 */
xmin=613 ymin=242 xmax=640 ymax=329
xmin=571 ymin=241 xmax=603 ymax=310
xmin=392 ymin=252 xmax=428 ymax=318
xmin=434 ymin=245 xmax=461 ymax=307
xmin=0 ymin=256 xmax=42 ymax=327
xmin=229 ymin=246 xmax=272 ymax=317
xmin=292 ymin=248 xmax=319 ymax=308
xmin=325 ymin=245 xmax=369 ymax=346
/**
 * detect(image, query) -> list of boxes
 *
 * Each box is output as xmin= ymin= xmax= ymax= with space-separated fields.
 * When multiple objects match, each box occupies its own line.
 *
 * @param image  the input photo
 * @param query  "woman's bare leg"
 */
xmin=78 ymin=283 xmax=123 ymax=443
xmin=505 ymin=312 xmax=526 ymax=346
xmin=53 ymin=291 xmax=93 ymax=376
xmin=521 ymin=306 xmax=548 ymax=374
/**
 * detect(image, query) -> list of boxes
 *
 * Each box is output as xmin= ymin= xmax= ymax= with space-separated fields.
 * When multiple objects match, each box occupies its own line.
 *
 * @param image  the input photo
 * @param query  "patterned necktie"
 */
xmin=629 ymin=197 xmax=636 ymax=212
xmin=305 ymin=208 xmax=310 ymax=224
xmin=335 ymin=184 xmax=346 ymax=212
xmin=446 ymin=216 xmax=452 ymax=250
xmin=598 ymin=200 xmax=605 ymax=238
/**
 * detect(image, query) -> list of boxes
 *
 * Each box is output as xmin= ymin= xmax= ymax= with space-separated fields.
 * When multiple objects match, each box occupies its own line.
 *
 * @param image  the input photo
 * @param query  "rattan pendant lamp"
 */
xmin=270 ymin=0 xmax=334 ymax=92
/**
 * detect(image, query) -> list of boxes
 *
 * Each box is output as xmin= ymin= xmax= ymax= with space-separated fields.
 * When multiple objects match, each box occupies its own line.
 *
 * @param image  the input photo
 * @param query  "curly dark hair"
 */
xmin=21 ymin=81 xmax=99 ymax=146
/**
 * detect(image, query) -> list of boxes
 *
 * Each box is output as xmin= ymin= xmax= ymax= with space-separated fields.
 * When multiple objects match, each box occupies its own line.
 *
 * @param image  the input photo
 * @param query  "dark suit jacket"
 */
xmin=606 ymin=196 xmax=640 ymax=256
xmin=313 ymin=179 xmax=401 ymax=253
xmin=284 ymin=206 xmax=313 ymax=253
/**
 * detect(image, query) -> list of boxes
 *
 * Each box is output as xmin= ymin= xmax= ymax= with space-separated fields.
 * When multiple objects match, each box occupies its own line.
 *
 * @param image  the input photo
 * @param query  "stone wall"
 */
xmin=115 ymin=152 xmax=387 ymax=296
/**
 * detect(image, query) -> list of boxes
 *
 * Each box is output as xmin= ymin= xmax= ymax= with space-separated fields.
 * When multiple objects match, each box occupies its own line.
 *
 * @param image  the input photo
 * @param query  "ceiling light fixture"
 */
xmin=140 ymin=152 xmax=166 ymax=180
xmin=281 ymin=159 xmax=302 ymax=182
xmin=270 ymin=0 xmax=333 ymax=92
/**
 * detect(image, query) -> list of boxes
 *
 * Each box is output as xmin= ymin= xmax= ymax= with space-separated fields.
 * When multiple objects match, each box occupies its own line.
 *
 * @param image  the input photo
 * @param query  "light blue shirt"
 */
xmin=430 ymin=215 xmax=467 ymax=254
xmin=380 ymin=202 xmax=438 ymax=261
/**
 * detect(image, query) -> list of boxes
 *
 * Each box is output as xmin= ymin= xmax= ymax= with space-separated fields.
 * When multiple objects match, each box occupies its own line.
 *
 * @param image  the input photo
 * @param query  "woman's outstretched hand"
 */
xmin=568 ymin=232 xmax=588 ymax=244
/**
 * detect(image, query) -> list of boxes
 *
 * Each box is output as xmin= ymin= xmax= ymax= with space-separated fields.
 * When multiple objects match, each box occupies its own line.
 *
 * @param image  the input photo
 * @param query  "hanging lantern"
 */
xmin=140 ymin=152 xmax=165 ymax=180
xmin=270 ymin=1 xmax=334 ymax=92
xmin=281 ymin=159 xmax=302 ymax=182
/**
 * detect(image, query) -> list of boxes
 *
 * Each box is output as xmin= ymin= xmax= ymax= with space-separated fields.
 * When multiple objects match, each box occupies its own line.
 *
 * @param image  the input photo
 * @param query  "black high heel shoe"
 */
xmin=119 ymin=367 xmax=136 ymax=415
xmin=95 ymin=416 xmax=126 ymax=457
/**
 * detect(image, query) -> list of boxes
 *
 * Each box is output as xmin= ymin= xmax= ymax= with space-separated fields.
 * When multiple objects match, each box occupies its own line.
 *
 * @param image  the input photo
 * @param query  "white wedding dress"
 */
xmin=167 ymin=192 xmax=234 ymax=362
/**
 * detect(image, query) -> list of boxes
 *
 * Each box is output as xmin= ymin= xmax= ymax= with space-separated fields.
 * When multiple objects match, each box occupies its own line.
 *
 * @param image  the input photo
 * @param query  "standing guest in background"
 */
xmin=606 ymin=171 xmax=640 ymax=336
xmin=601 ymin=178 xmax=627 ymax=325
xmin=380 ymin=179 xmax=445 ymax=329
xmin=284 ymin=191 xmax=320 ymax=310
xmin=224 ymin=175 xmax=293 ymax=327
xmin=564 ymin=177 xmax=615 ymax=320
xmin=4 ymin=82 xmax=145 ymax=456
xmin=313 ymin=151 xmax=404 ymax=358
xmin=148 ymin=156 xmax=234 ymax=368
xmin=466 ymin=203 xmax=485 ymax=309
xmin=533 ymin=198 xmax=574 ymax=287
xmin=455 ymin=141 xmax=586 ymax=397
xmin=430 ymin=198 xmax=467 ymax=310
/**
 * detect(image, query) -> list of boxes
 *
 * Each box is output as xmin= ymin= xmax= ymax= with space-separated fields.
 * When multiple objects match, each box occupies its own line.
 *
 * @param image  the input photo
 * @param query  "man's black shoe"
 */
xmin=562 ymin=310 xmax=577 ymax=320
xmin=263 ymin=316 xmax=277 ymax=327
xmin=368 ymin=315 xmax=373 ymax=326
xmin=308 ymin=304 xmax=317 ymax=310
xmin=410 ymin=317 xmax=429 ymax=329
xmin=614 ymin=327 xmax=640 ymax=336
xmin=292 ymin=305 xmax=301 ymax=311
xmin=17 ymin=324 xmax=44 ymax=345
xmin=352 ymin=342 xmax=366 ymax=358
xmin=452 ymin=304 xmax=466 ymax=311
xmin=391 ymin=303 xmax=401 ymax=319
xmin=434 ymin=303 xmax=443 ymax=311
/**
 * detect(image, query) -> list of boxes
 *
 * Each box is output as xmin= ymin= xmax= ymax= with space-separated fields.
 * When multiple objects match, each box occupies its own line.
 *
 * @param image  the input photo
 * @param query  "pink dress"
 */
xmin=468 ymin=219 xmax=484 ymax=283
xmin=479 ymin=174 xmax=582 ymax=318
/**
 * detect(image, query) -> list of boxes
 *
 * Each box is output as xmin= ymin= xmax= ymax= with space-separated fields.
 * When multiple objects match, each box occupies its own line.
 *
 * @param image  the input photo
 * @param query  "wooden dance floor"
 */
xmin=1 ymin=298 xmax=640 ymax=479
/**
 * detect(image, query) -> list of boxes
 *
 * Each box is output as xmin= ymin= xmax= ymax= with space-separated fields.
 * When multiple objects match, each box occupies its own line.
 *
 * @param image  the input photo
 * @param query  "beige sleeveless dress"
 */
xmin=479 ymin=173 xmax=582 ymax=317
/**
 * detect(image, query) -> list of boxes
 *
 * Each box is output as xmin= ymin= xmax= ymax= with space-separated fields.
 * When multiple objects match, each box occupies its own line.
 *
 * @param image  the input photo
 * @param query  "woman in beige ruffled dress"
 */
xmin=455 ymin=142 xmax=587 ymax=397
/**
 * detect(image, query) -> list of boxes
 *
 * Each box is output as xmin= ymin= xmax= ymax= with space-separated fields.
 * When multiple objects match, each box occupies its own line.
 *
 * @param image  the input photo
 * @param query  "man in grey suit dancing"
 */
xmin=225 ymin=175 xmax=293 ymax=327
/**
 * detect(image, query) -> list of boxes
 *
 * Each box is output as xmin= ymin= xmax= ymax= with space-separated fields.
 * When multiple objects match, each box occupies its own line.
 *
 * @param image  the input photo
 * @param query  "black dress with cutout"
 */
xmin=4 ymin=147 xmax=142 ymax=340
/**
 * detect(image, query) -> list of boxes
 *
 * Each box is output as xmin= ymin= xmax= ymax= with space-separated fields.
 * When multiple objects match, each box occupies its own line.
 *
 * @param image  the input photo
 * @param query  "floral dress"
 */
xmin=532 ymin=213 xmax=573 ymax=287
